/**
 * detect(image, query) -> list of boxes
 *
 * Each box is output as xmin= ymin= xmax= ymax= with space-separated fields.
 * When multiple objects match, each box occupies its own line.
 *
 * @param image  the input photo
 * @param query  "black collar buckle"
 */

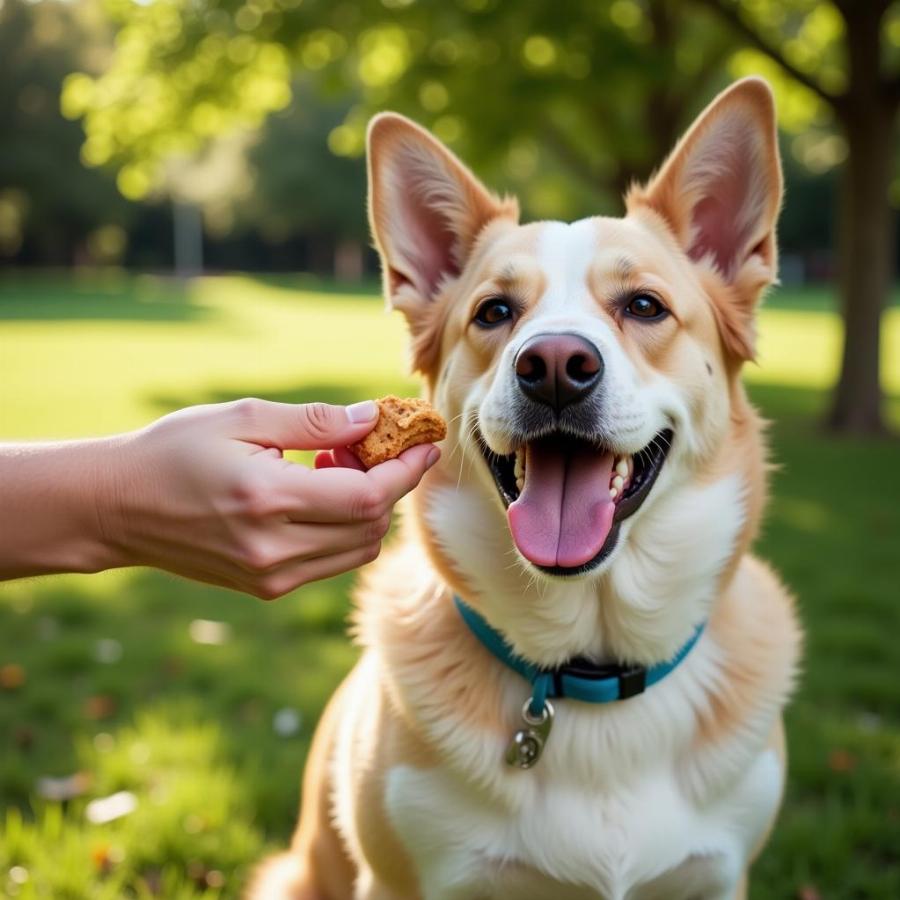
xmin=617 ymin=664 xmax=647 ymax=699
xmin=554 ymin=657 xmax=648 ymax=700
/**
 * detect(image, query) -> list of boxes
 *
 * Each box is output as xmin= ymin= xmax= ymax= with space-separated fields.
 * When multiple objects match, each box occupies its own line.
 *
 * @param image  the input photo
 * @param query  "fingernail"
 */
xmin=426 ymin=447 xmax=440 ymax=468
xmin=346 ymin=400 xmax=378 ymax=423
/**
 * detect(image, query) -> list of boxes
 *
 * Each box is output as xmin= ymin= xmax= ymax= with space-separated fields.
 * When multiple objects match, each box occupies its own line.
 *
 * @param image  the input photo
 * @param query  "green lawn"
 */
xmin=1 ymin=274 xmax=898 ymax=899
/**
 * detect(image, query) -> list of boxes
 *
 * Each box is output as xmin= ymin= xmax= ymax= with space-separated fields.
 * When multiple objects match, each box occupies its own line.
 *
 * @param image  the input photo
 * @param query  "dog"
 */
xmin=248 ymin=76 xmax=800 ymax=900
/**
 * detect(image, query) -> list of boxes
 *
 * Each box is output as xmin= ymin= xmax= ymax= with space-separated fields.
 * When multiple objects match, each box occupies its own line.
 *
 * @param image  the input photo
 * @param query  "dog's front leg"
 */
xmin=354 ymin=865 xmax=419 ymax=900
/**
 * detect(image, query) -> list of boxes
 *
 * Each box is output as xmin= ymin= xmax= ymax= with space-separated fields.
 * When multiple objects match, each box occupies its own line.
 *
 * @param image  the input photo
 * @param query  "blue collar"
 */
xmin=454 ymin=595 xmax=705 ymax=717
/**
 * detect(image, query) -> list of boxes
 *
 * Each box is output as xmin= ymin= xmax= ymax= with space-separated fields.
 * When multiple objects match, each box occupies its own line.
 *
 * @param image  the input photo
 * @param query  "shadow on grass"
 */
xmin=245 ymin=272 xmax=382 ymax=298
xmin=0 ymin=274 xmax=215 ymax=323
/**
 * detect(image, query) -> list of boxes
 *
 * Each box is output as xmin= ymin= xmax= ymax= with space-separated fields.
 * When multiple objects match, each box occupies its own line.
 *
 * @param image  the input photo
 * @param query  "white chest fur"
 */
xmin=384 ymin=745 xmax=781 ymax=900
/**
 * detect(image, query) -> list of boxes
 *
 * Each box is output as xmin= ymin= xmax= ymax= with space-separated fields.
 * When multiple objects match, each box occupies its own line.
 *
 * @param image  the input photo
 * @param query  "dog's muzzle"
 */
xmin=514 ymin=332 xmax=603 ymax=413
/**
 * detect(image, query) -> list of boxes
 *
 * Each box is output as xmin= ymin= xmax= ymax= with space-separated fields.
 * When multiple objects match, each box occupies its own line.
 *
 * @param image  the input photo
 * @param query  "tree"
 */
xmin=246 ymin=83 xmax=369 ymax=277
xmin=63 ymin=0 xmax=734 ymax=219
xmin=64 ymin=0 xmax=898 ymax=429
xmin=0 ymin=0 xmax=134 ymax=265
xmin=695 ymin=0 xmax=898 ymax=433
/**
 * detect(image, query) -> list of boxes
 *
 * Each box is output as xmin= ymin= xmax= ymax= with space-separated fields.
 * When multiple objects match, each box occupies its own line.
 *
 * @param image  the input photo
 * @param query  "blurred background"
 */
xmin=1 ymin=1 xmax=898 ymax=897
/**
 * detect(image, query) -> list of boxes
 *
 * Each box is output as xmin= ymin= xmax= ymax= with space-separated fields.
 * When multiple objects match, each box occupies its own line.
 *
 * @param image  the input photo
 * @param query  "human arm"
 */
xmin=0 ymin=399 xmax=439 ymax=598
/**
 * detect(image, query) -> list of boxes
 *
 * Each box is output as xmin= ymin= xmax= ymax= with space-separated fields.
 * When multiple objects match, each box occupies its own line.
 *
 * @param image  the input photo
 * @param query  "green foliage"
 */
xmin=61 ymin=0 xmax=293 ymax=200
xmin=66 ymin=0 xmax=898 ymax=218
xmin=0 ymin=275 xmax=899 ymax=897
xmin=64 ymin=0 xmax=738 ymax=217
xmin=244 ymin=84 xmax=368 ymax=240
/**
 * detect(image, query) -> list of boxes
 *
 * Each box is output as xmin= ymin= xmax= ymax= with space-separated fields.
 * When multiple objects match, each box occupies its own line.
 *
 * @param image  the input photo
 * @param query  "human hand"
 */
xmin=97 ymin=399 xmax=439 ymax=598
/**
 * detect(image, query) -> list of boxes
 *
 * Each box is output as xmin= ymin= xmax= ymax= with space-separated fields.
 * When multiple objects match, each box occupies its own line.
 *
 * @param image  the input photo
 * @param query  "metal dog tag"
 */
xmin=505 ymin=698 xmax=554 ymax=769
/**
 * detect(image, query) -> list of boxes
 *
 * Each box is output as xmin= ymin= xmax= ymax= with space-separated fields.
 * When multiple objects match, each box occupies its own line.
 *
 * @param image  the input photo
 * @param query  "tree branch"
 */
xmin=691 ymin=0 xmax=840 ymax=108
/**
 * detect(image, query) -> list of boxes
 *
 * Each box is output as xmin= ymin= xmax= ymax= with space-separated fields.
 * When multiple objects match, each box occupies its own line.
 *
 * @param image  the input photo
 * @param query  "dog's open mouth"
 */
xmin=479 ymin=429 xmax=673 ymax=575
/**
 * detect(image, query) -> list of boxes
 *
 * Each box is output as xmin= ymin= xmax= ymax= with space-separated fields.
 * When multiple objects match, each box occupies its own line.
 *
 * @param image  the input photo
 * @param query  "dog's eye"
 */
xmin=625 ymin=294 xmax=667 ymax=320
xmin=474 ymin=298 xmax=514 ymax=327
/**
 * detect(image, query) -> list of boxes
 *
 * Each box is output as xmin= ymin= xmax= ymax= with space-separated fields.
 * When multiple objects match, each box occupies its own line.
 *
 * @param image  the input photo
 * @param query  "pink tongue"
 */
xmin=508 ymin=441 xmax=615 ymax=568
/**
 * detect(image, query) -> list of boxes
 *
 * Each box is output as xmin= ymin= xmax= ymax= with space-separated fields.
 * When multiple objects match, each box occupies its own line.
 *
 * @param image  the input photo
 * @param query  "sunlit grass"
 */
xmin=2 ymin=273 xmax=898 ymax=438
xmin=1 ymin=274 xmax=898 ymax=898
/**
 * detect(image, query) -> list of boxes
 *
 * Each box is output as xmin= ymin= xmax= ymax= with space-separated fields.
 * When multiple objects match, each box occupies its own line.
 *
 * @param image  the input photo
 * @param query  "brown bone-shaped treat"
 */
xmin=350 ymin=396 xmax=447 ymax=468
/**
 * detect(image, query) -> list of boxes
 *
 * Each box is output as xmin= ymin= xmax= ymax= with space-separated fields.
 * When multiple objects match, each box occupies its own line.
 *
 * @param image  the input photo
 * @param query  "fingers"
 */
xmin=364 ymin=443 xmax=440 ymax=503
xmin=229 ymin=397 xmax=379 ymax=451
xmin=280 ymin=443 xmax=440 ymax=523
xmin=282 ymin=466 xmax=377 ymax=522
xmin=248 ymin=542 xmax=383 ymax=601
xmin=234 ymin=517 xmax=392 ymax=574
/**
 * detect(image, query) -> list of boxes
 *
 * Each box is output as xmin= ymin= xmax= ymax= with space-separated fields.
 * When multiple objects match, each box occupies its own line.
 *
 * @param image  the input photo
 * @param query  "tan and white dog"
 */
xmin=249 ymin=77 xmax=801 ymax=900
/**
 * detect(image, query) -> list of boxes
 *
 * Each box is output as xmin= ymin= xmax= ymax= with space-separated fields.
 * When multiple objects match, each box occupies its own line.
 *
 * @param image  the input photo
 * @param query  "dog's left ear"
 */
xmin=627 ymin=77 xmax=783 ymax=361
xmin=367 ymin=113 xmax=518 ymax=372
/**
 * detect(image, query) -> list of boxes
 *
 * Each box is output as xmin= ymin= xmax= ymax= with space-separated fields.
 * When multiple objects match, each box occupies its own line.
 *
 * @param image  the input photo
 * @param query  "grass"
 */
xmin=0 ymin=273 xmax=898 ymax=899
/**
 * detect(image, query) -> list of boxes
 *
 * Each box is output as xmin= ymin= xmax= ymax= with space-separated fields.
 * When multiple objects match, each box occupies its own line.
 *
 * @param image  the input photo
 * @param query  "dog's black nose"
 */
xmin=514 ymin=332 xmax=603 ymax=410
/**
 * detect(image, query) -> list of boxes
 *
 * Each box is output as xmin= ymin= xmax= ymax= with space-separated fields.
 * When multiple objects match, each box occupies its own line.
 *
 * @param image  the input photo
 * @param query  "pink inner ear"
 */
xmin=688 ymin=148 xmax=755 ymax=277
xmin=396 ymin=183 xmax=460 ymax=298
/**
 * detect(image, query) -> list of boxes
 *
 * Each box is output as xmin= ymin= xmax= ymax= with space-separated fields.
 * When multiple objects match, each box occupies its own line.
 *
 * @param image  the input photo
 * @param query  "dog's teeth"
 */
xmin=610 ymin=487 xmax=619 ymax=499
xmin=612 ymin=474 xmax=624 ymax=491
xmin=615 ymin=458 xmax=629 ymax=478
xmin=514 ymin=447 xmax=526 ymax=494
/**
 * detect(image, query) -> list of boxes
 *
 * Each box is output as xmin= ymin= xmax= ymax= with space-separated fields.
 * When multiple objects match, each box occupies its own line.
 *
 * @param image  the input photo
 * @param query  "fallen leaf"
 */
xmin=828 ymin=748 xmax=857 ymax=773
xmin=273 ymin=707 xmax=302 ymax=737
xmin=85 ymin=790 xmax=137 ymax=824
xmin=90 ymin=842 xmax=118 ymax=874
xmin=8 ymin=866 xmax=28 ymax=886
xmin=188 ymin=619 xmax=231 ymax=646
xmin=84 ymin=695 xmax=116 ymax=720
xmin=37 ymin=771 xmax=93 ymax=801
xmin=0 ymin=663 xmax=26 ymax=690
xmin=93 ymin=639 xmax=123 ymax=664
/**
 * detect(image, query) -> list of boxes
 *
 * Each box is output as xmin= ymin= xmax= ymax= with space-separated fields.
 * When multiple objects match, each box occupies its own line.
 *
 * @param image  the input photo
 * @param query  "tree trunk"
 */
xmin=828 ymin=5 xmax=896 ymax=434
xmin=334 ymin=238 xmax=364 ymax=282
xmin=173 ymin=200 xmax=203 ymax=279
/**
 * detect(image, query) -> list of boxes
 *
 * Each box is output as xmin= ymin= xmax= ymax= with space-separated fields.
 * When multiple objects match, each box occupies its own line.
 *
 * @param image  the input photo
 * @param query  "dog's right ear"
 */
xmin=367 ymin=113 xmax=518 ymax=372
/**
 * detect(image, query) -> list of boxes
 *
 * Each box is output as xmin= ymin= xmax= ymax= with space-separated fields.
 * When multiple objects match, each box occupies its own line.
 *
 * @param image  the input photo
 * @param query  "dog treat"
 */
xmin=350 ymin=396 xmax=446 ymax=468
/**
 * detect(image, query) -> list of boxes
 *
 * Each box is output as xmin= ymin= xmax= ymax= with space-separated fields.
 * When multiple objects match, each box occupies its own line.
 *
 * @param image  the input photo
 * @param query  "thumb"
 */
xmin=234 ymin=399 xmax=379 ymax=450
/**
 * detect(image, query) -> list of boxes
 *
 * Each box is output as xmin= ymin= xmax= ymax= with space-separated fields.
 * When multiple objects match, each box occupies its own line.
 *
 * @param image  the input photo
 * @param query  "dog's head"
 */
xmin=367 ymin=79 xmax=782 ymax=664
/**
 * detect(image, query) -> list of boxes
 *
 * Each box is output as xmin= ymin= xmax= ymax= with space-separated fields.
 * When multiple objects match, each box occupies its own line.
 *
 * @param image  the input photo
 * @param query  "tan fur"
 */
xmin=245 ymin=672 xmax=357 ymax=900
xmin=696 ymin=559 xmax=798 ymax=751
xmin=248 ymin=79 xmax=800 ymax=899
xmin=367 ymin=114 xmax=518 ymax=374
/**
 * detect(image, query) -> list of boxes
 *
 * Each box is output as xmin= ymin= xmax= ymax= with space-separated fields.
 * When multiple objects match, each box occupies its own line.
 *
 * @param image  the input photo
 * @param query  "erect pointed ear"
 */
xmin=627 ymin=77 xmax=783 ymax=361
xmin=367 ymin=113 xmax=518 ymax=370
